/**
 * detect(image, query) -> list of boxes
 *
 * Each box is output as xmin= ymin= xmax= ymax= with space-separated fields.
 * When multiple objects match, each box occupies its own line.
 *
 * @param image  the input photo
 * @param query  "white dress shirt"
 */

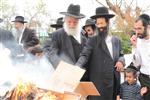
xmin=18 ymin=27 xmax=25 ymax=45
xmin=133 ymin=38 xmax=150 ymax=75
xmin=105 ymin=35 xmax=113 ymax=59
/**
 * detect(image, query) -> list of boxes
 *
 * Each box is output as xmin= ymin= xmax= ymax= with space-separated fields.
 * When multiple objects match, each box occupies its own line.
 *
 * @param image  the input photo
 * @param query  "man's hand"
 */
xmin=130 ymin=35 xmax=137 ymax=47
xmin=115 ymin=61 xmax=124 ymax=72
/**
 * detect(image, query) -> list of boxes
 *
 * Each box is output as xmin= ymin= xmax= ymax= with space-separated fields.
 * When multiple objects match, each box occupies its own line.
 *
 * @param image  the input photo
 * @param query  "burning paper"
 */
xmin=1 ymin=81 xmax=59 ymax=100
xmin=48 ymin=61 xmax=85 ymax=93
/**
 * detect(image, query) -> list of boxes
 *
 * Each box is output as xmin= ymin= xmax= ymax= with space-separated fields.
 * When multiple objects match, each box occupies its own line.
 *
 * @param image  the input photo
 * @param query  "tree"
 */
xmin=23 ymin=0 xmax=51 ymax=28
xmin=23 ymin=0 xmax=53 ymax=42
xmin=0 ymin=0 xmax=17 ymax=30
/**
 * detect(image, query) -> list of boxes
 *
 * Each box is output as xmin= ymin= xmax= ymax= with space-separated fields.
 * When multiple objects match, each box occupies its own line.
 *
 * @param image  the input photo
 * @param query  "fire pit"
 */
xmin=1 ymin=81 xmax=62 ymax=100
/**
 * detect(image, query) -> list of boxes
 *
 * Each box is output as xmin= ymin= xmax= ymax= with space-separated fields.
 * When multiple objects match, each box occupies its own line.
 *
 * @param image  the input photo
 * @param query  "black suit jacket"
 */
xmin=76 ymin=35 xmax=125 ymax=100
xmin=21 ymin=28 xmax=39 ymax=49
xmin=43 ymin=28 xmax=87 ymax=68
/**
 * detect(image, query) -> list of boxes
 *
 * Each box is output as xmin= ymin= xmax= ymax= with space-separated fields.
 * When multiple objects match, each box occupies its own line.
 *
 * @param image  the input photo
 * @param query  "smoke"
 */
xmin=0 ymin=43 xmax=54 ymax=96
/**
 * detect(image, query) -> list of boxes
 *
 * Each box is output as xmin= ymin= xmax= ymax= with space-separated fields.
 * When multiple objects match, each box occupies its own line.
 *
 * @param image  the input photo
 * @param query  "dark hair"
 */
xmin=125 ymin=68 xmax=137 ymax=78
xmin=135 ymin=17 xmax=149 ymax=38
xmin=139 ymin=14 xmax=150 ymax=24
xmin=135 ymin=17 xmax=149 ymax=28
xmin=125 ymin=63 xmax=139 ymax=78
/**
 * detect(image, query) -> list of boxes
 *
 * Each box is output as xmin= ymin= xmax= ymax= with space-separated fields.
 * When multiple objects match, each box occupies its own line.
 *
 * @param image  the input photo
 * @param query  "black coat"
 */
xmin=0 ymin=28 xmax=15 ymax=50
xmin=21 ymin=28 xmax=39 ymax=49
xmin=76 ymin=35 xmax=125 ymax=100
xmin=43 ymin=28 xmax=87 ymax=69
xmin=0 ymin=28 xmax=22 ymax=58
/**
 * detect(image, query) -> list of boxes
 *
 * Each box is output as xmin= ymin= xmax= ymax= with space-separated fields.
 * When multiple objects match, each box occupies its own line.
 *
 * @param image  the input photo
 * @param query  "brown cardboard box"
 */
xmin=74 ymin=82 xmax=100 ymax=100
xmin=61 ymin=82 xmax=100 ymax=100
xmin=49 ymin=61 xmax=100 ymax=99
xmin=63 ymin=92 xmax=81 ymax=100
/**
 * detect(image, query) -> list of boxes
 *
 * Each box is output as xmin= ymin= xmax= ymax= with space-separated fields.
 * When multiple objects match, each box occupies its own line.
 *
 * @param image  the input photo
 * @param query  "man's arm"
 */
xmin=24 ymin=29 xmax=40 ymax=49
xmin=130 ymin=35 xmax=141 ymax=67
xmin=43 ymin=32 xmax=61 ymax=68
xmin=76 ymin=37 xmax=96 ymax=67
xmin=114 ymin=36 xmax=125 ymax=71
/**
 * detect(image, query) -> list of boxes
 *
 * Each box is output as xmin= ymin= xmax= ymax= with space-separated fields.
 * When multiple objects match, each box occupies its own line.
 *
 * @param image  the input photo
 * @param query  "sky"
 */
xmin=4 ymin=0 xmax=150 ymax=28
xmin=7 ymin=0 xmax=100 ymax=19
xmin=7 ymin=0 xmax=150 ymax=18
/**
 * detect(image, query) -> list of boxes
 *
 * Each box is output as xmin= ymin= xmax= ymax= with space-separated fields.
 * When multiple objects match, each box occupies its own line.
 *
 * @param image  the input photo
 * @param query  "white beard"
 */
xmin=64 ymin=22 xmax=80 ymax=36
xmin=64 ymin=22 xmax=82 ymax=44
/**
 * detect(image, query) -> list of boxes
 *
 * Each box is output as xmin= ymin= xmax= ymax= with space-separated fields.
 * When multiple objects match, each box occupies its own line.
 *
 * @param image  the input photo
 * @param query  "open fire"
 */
xmin=0 ymin=46 xmax=99 ymax=100
xmin=1 ymin=81 xmax=63 ymax=100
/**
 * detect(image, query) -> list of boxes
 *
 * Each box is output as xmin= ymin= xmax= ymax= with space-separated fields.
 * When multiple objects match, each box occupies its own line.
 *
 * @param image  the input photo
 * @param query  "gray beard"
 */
xmin=15 ymin=29 xmax=22 ymax=41
xmin=64 ymin=22 xmax=80 ymax=36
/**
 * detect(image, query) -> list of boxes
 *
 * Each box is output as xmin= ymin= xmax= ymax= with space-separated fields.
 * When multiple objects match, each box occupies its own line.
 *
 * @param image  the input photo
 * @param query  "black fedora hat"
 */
xmin=50 ymin=17 xmax=64 ymax=28
xmin=12 ymin=16 xmax=27 ymax=23
xmin=83 ymin=19 xmax=95 ymax=29
xmin=91 ymin=7 xmax=115 ymax=19
xmin=60 ymin=4 xmax=85 ymax=19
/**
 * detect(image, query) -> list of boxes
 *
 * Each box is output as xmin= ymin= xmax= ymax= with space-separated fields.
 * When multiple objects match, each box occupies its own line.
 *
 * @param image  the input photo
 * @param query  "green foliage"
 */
xmin=112 ymin=31 xmax=132 ymax=54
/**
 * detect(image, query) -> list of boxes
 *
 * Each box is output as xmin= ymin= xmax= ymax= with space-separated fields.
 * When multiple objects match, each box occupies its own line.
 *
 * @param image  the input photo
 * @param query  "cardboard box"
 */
xmin=48 ymin=61 xmax=100 ymax=99
xmin=74 ymin=82 xmax=100 ymax=100
xmin=63 ymin=92 xmax=81 ymax=100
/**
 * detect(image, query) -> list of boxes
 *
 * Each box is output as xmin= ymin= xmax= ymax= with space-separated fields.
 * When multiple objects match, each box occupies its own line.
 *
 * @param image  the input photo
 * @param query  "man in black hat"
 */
xmin=50 ymin=17 xmax=64 ymax=30
xmin=76 ymin=7 xmax=125 ymax=100
xmin=12 ymin=16 xmax=39 ymax=52
xmin=82 ymin=19 xmax=96 ymax=38
xmin=43 ymin=4 xmax=87 ymax=70
xmin=131 ymin=14 xmax=150 ymax=100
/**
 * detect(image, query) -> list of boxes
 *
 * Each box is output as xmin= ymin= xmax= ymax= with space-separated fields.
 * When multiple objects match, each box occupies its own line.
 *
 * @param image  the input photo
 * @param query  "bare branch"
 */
xmin=118 ymin=0 xmax=123 ymax=8
xmin=141 ymin=5 xmax=150 ymax=13
xmin=129 ymin=0 xmax=134 ymax=7
xmin=95 ymin=0 xmax=107 ymax=7
xmin=116 ymin=0 xmax=118 ymax=5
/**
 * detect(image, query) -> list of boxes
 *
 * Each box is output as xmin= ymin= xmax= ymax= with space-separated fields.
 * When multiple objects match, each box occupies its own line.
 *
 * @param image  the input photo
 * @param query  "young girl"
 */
xmin=117 ymin=63 xmax=147 ymax=100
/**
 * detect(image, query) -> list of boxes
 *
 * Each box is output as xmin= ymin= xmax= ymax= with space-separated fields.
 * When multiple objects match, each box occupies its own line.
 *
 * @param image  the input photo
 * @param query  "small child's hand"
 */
xmin=140 ymin=86 xmax=148 ymax=96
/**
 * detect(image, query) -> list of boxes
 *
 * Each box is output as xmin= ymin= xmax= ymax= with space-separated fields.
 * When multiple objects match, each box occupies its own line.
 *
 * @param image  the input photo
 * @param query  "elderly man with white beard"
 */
xmin=43 ymin=4 xmax=87 ymax=74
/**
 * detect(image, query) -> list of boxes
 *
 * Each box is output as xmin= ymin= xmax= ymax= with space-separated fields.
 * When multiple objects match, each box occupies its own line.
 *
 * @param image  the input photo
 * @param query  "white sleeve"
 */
xmin=132 ymin=47 xmax=142 ymax=67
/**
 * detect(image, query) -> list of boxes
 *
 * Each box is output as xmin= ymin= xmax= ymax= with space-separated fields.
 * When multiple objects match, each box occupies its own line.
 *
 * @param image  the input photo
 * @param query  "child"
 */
xmin=117 ymin=63 xmax=147 ymax=100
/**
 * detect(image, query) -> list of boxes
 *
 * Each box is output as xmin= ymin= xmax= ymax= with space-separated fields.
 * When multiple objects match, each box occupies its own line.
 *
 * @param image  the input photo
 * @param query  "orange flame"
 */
xmin=7 ymin=80 xmax=58 ymax=100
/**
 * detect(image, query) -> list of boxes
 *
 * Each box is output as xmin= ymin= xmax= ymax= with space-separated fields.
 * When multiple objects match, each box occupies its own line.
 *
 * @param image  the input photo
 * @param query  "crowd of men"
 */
xmin=0 ymin=3 xmax=150 ymax=100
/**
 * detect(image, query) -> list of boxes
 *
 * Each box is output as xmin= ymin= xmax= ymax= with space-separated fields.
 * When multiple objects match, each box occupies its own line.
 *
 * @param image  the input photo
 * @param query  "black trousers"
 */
xmin=113 ymin=70 xmax=120 ymax=100
xmin=139 ymin=73 xmax=150 ymax=100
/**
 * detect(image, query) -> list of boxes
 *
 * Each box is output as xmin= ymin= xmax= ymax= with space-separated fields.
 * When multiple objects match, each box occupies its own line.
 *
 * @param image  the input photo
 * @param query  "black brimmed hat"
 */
xmin=91 ymin=7 xmax=115 ymax=19
xmin=12 ymin=16 xmax=27 ymax=23
xmin=83 ymin=19 xmax=95 ymax=29
xmin=60 ymin=4 xmax=85 ymax=19
xmin=50 ymin=17 xmax=63 ymax=28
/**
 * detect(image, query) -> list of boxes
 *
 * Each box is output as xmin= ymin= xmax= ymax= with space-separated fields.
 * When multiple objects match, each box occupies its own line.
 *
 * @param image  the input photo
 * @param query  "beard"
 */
xmin=137 ymin=30 xmax=147 ymax=39
xmin=64 ymin=22 xmax=81 ymax=36
xmin=97 ymin=26 xmax=108 ymax=39
xmin=15 ymin=27 xmax=23 ymax=40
